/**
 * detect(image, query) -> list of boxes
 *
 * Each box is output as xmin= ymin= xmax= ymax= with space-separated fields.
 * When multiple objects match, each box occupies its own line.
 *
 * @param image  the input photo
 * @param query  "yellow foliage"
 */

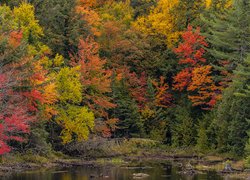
xmin=0 ymin=5 xmax=17 ymax=32
xmin=13 ymin=2 xmax=43 ymax=40
xmin=53 ymin=54 xmax=64 ymax=67
xmin=133 ymin=0 xmax=180 ymax=47
xmin=56 ymin=67 xmax=82 ymax=104
xmin=57 ymin=105 xmax=95 ymax=144
xmin=205 ymin=0 xmax=232 ymax=9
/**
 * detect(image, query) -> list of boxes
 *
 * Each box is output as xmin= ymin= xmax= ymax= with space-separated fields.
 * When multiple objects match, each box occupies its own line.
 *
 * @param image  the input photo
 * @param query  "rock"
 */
xmin=133 ymin=173 xmax=150 ymax=179
xmin=222 ymin=161 xmax=233 ymax=173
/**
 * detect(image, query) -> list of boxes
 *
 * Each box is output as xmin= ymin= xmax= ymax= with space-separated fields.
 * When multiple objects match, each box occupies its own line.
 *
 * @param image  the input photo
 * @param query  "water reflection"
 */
xmin=3 ymin=162 xmax=224 ymax=180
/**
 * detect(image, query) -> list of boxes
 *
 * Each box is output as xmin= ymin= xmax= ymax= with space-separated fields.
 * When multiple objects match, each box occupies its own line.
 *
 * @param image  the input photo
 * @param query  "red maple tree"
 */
xmin=173 ymin=26 xmax=221 ymax=110
xmin=0 ymin=31 xmax=39 ymax=154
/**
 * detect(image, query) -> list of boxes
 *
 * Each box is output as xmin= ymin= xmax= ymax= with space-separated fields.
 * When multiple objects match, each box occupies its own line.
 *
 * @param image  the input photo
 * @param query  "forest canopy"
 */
xmin=0 ymin=0 xmax=249 ymax=165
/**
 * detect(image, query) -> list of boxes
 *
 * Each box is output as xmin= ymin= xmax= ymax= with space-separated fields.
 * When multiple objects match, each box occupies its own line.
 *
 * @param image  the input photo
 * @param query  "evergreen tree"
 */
xmin=31 ymin=0 xmax=89 ymax=59
xmin=245 ymin=126 xmax=250 ymax=167
xmin=205 ymin=0 xmax=250 ymax=68
xmin=211 ymin=55 xmax=250 ymax=156
xmin=172 ymin=105 xmax=195 ymax=147
xmin=111 ymin=79 xmax=143 ymax=138
xmin=196 ymin=120 xmax=210 ymax=152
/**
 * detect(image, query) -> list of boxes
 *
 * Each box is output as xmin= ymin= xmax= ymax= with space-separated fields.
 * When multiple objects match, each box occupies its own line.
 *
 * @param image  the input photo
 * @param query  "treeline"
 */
xmin=0 ymin=0 xmax=249 ymax=163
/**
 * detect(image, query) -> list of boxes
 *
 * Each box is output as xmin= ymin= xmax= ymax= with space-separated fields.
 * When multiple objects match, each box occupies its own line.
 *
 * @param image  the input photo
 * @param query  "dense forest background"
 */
xmin=0 ymin=0 xmax=249 ymax=165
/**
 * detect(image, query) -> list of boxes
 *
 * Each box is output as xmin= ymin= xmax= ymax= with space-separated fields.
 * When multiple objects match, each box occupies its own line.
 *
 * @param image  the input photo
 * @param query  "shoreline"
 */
xmin=1 ymin=154 xmax=249 ymax=179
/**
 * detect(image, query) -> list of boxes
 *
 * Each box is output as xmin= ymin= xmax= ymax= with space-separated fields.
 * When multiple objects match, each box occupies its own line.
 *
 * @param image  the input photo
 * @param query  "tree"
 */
xmin=111 ymin=78 xmax=143 ymax=137
xmin=152 ymin=76 xmax=172 ymax=108
xmin=205 ymin=0 xmax=250 ymax=70
xmin=32 ymin=0 xmax=89 ymax=59
xmin=71 ymin=37 xmax=116 ymax=137
xmin=196 ymin=121 xmax=210 ymax=152
xmin=172 ymin=106 xmax=195 ymax=147
xmin=0 ymin=3 xmax=55 ymax=155
xmin=209 ymin=55 xmax=250 ymax=156
xmin=0 ymin=31 xmax=34 ymax=155
xmin=245 ymin=126 xmax=250 ymax=167
xmin=130 ymin=0 xmax=156 ymax=18
xmin=173 ymin=26 xmax=221 ymax=109
xmin=13 ymin=2 xmax=43 ymax=43
xmin=133 ymin=0 xmax=207 ymax=47
xmin=133 ymin=0 xmax=180 ymax=47
xmin=56 ymin=67 xmax=95 ymax=144
xmin=76 ymin=0 xmax=101 ymax=37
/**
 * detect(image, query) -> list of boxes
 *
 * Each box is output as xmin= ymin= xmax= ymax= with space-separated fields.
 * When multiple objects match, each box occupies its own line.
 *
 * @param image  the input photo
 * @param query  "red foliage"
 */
xmin=0 ymin=73 xmax=33 ymax=155
xmin=173 ymin=26 xmax=221 ymax=110
xmin=127 ymin=71 xmax=147 ymax=108
xmin=0 ymin=31 xmax=42 ymax=155
xmin=174 ymin=26 xmax=208 ymax=66
xmin=23 ymin=89 xmax=44 ymax=112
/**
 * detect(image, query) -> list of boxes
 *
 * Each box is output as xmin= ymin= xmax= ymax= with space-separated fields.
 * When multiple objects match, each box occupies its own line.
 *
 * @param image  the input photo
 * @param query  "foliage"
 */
xmin=173 ymin=26 xmax=221 ymax=109
xmin=0 ymin=0 xmax=249 ymax=160
xmin=133 ymin=0 xmax=180 ymax=47
xmin=204 ymin=0 xmax=250 ymax=70
xmin=172 ymin=106 xmax=195 ymax=147
xmin=71 ymin=37 xmax=116 ymax=137
xmin=56 ymin=67 xmax=95 ymax=144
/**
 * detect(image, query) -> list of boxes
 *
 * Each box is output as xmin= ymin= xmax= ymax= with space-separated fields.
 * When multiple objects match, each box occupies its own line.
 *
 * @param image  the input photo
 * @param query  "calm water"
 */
xmin=3 ymin=162 xmax=225 ymax=180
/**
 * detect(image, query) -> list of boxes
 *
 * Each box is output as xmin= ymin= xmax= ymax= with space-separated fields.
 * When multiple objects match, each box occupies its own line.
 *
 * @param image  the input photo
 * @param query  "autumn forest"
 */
xmin=0 ymin=0 xmax=250 ymax=171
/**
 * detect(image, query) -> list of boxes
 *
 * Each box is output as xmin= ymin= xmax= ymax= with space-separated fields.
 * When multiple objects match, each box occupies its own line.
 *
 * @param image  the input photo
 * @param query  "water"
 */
xmin=3 ymin=162 xmax=224 ymax=180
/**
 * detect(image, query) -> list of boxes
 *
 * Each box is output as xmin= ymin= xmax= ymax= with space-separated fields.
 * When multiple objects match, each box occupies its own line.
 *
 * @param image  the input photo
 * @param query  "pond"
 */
xmin=3 ymin=162 xmax=227 ymax=180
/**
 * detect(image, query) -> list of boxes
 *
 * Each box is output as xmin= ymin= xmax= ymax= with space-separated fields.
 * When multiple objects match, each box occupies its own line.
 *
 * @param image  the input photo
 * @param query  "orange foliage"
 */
xmin=173 ymin=26 xmax=221 ymax=109
xmin=76 ymin=0 xmax=101 ymax=36
xmin=188 ymin=65 xmax=222 ymax=109
xmin=173 ymin=68 xmax=192 ymax=91
xmin=152 ymin=76 xmax=172 ymax=108
xmin=71 ymin=37 xmax=116 ymax=137
xmin=8 ymin=31 xmax=23 ymax=48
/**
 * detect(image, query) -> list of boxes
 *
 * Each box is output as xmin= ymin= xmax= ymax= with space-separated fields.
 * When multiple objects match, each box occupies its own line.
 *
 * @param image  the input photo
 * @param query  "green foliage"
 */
xmin=131 ymin=0 xmax=156 ymax=18
xmin=27 ymin=121 xmax=53 ymax=156
xmin=245 ymin=128 xmax=250 ymax=167
xmin=211 ymin=84 xmax=250 ymax=156
xmin=205 ymin=0 xmax=250 ymax=67
xmin=111 ymin=79 xmax=143 ymax=137
xmin=172 ymin=105 xmax=195 ymax=147
xmin=196 ymin=121 xmax=210 ymax=152
xmin=100 ymin=0 xmax=134 ymax=26
xmin=32 ymin=0 xmax=89 ymax=58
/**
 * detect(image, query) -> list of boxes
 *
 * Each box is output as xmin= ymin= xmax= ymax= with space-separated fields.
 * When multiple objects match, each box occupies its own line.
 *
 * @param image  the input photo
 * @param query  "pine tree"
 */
xmin=205 ymin=0 xmax=250 ymax=68
xmin=211 ymin=55 xmax=250 ymax=156
xmin=32 ymin=0 xmax=89 ymax=59
xmin=245 ymin=126 xmax=250 ymax=167
xmin=172 ymin=105 xmax=195 ymax=147
xmin=111 ymin=79 xmax=143 ymax=138
xmin=196 ymin=121 xmax=210 ymax=152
